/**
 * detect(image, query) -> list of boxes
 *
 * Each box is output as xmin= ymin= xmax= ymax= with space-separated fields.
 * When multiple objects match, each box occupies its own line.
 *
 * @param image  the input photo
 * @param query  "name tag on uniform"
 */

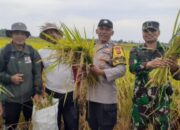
xmin=24 ymin=56 xmax=31 ymax=63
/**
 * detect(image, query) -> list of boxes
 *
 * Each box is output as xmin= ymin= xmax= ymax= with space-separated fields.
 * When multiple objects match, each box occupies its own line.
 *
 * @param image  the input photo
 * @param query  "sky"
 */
xmin=0 ymin=0 xmax=179 ymax=43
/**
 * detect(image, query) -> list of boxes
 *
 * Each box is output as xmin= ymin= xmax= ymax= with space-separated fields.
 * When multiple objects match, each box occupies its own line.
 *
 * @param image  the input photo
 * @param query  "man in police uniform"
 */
xmin=129 ymin=21 xmax=180 ymax=130
xmin=86 ymin=19 xmax=126 ymax=130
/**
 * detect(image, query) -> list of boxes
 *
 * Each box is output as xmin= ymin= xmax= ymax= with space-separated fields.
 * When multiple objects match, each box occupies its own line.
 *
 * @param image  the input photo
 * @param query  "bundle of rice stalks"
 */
xmin=115 ymin=76 xmax=134 ymax=130
xmin=41 ymin=23 xmax=98 ymax=88
xmin=114 ymin=49 xmax=134 ymax=130
xmin=169 ymin=77 xmax=180 ymax=129
xmin=146 ymin=9 xmax=180 ymax=88
xmin=32 ymin=94 xmax=53 ymax=110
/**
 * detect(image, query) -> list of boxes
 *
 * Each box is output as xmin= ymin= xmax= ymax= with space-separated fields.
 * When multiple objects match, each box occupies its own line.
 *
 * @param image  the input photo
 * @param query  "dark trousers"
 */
xmin=86 ymin=101 xmax=117 ymax=130
xmin=4 ymin=100 xmax=33 ymax=130
xmin=46 ymin=88 xmax=78 ymax=130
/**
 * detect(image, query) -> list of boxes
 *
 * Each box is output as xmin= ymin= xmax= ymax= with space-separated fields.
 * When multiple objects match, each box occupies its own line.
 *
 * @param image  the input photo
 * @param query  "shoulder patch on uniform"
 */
xmin=112 ymin=45 xmax=126 ymax=66
xmin=113 ymin=46 xmax=125 ymax=56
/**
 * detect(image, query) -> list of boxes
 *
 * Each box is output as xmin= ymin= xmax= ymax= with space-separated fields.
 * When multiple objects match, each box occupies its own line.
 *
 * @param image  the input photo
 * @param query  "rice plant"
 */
xmin=0 ymin=26 xmax=180 ymax=130
xmin=147 ymin=9 xmax=180 ymax=88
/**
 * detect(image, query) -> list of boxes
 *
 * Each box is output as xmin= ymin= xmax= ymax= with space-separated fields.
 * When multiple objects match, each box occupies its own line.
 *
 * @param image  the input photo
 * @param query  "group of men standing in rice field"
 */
xmin=0 ymin=19 xmax=179 ymax=130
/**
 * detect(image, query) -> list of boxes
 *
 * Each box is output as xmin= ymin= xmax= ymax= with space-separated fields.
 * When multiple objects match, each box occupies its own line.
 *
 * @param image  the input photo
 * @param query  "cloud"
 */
xmin=0 ymin=0 xmax=179 ymax=42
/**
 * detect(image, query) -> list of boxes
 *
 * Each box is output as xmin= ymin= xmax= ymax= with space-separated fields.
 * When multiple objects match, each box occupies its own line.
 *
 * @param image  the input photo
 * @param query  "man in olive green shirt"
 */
xmin=0 ymin=22 xmax=42 ymax=130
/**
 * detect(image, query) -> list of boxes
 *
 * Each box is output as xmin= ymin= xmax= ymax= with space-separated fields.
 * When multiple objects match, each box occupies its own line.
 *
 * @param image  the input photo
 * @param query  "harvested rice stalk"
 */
xmin=0 ymin=84 xmax=14 ymax=98
xmin=41 ymin=24 xmax=98 ymax=87
xmin=32 ymin=94 xmax=54 ymax=110
xmin=147 ymin=9 xmax=180 ymax=88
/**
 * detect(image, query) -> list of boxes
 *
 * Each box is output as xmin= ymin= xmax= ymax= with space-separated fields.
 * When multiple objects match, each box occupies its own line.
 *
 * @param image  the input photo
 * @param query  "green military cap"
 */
xmin=142 ymin=21 xmax=159 ymax=31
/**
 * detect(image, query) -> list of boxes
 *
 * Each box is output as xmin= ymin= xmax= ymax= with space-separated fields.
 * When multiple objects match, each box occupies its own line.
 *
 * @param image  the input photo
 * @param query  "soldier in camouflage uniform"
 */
xmin=129 ymin=21 xmax=180 ymax=130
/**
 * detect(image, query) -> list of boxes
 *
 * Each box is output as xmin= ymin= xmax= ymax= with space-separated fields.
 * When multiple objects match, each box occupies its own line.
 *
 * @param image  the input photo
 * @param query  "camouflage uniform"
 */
xmin=129 ymin=42 xmax=172 ymax=130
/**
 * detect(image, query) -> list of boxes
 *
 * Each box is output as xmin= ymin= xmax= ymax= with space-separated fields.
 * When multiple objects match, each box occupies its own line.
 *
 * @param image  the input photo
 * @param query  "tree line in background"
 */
xmin=0 ymin=29 xmax=6 ymax=37
xmin=0 ymin=29 xmax=167 ymax=44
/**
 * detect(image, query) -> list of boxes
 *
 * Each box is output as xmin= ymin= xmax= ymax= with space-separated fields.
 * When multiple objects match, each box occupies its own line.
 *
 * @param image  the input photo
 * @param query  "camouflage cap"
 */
xmin=142 ymin=21 xmax=160 ymax=31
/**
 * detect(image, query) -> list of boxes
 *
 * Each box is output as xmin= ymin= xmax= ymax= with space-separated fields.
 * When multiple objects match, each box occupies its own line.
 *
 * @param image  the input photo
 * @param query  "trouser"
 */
xmin=46 ymin=88 xmax=78 ymax=130
xmin=132 ymin=87 xmax=171 ymax=130
xmin=86 ymin=101 xmax=117 ymax=130
xmin=4 ymin=100 xmax=33 ymax=130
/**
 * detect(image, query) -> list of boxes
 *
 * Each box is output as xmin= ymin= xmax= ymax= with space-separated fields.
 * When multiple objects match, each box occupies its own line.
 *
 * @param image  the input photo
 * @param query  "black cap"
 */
xmin=98 ymin=19 xmax=113 ymax=28
xmin=142 ymin=21 xmax=160 ymax=31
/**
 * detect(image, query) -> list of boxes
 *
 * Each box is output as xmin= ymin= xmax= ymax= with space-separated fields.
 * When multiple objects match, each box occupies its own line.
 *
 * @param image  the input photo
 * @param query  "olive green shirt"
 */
xmin=0 ymin=43 xmax=42 ymax=103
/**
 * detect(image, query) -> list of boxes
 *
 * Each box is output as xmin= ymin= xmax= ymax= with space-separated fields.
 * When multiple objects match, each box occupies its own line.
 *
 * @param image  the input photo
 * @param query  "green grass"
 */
xmin=0 ymin=37 xmax=50 ymax=50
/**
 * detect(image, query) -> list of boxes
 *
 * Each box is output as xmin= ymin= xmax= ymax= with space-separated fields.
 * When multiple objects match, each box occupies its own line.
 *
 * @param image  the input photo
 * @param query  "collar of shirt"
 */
xmin=10 ymin=43 xmax=30 ymax=55
xmin=140 ymin=41 xmax=166 ymax=53
xmin=95 ymin=41 xmax=112 ymax=53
